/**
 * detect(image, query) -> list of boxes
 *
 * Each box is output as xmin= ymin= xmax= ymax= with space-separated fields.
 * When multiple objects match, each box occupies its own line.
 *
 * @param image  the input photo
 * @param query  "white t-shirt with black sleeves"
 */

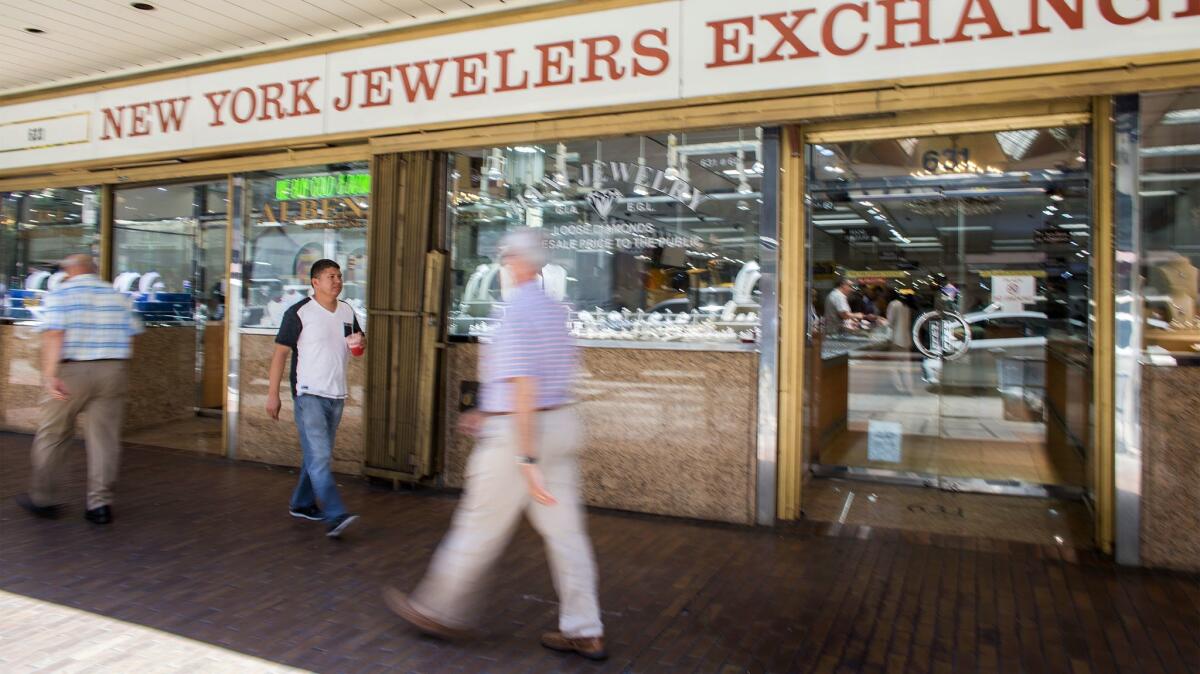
xmin=275 ymin=297 xmax=362 ymax=399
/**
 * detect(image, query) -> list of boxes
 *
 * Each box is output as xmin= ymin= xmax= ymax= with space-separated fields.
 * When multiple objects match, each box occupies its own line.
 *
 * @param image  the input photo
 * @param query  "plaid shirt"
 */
xmin=39 ymin=274 xmax=143 ymax=361
xmin=477 ymin=281 xmax=577 ymax=413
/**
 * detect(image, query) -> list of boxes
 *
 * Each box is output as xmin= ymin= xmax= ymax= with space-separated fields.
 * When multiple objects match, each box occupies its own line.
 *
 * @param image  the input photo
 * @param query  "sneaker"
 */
xmin=326 ymin=513 xmax=359 ymax=538
xmin=289 ymin=505 xmax=324 ymax=521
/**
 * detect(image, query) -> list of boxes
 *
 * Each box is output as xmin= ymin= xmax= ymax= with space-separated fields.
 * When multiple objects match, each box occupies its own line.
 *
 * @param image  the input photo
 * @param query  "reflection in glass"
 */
xmin=1139 ymin=89 xmax=1200 ymax=359
xmin=447 ymin=128 xmax=765 ymax=345
xmin=805 ymin=127 xmax=1092 ymax=493
xmin=1 ymin=187 xmax=100 ymax=322
xmin=242 ymin=163 xmax=369 ymax=330
xmin=114 ymin=182 xmax=228 ymax=324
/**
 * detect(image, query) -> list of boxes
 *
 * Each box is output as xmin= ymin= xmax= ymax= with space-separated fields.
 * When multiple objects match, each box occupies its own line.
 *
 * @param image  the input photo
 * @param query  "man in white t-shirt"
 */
xmin=823 ymin=279 xmax=861 ymax=334
xmin=267 ymin=259 xmax=365 ymax=539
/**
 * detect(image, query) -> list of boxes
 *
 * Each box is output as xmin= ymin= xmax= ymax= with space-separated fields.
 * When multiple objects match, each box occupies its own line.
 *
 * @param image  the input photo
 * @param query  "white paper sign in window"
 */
xmin=867 ymin=420 xmax=903 ymax=464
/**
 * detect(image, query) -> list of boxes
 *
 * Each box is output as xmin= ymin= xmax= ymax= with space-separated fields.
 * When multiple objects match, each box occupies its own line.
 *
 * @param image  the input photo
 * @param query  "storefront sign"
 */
xmin=0 ymin=112 xmax=89 ymax=155
xmin=979 ymin=270 xmax=1048 ymax=278
xmin=275 ymin=173 xmax=370 ymax=200
xmin=845 ymin=270 xmax=910 ymax=279
xmin=3 ymin=0 xmax=1200 ymax=171
xmin=261 ymin=197 xmax=368 ymax=228
xmin=546 ymin=222 xmax=701 ymax=253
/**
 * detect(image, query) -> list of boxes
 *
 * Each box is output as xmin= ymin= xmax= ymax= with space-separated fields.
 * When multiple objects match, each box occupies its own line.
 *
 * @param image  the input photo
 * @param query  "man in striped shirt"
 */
xmin=385 ymin=228 xmax=606 ymax=661
xmin=14 ymin=254 xmax=142 ymax=525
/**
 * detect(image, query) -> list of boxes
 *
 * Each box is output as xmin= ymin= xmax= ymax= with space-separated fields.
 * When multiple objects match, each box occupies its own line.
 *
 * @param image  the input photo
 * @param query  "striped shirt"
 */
xmin=478 ymin=280 xmax=577 ymax=413
xmin=39 ymin=274 xmax=143 ymax=361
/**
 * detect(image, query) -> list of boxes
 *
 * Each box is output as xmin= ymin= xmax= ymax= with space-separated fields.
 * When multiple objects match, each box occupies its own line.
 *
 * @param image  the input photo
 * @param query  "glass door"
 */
xmin=807 ymin=126 xmax=1092 ymax=496
xmin=114 ymin=181 xmax=228 ymax=453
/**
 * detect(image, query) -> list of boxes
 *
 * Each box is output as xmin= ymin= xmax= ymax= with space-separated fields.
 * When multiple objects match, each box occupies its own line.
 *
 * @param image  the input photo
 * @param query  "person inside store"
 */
xmin=644 ymin=246 xmax=689 ymax=309
xmin=859 ymin=285 xmax=882 ymax=317
xmin=887 ymin=289 xmax=917 ymax=393
xmin=384 ymin=227 xmax=607 ymax=662
xmin=823 ymin=278 xmax=863 ymax=334
xmin=266 ymin=258 xmax=365 ymax=539
xmin=14 ymin=254 xmax=143 ymax=525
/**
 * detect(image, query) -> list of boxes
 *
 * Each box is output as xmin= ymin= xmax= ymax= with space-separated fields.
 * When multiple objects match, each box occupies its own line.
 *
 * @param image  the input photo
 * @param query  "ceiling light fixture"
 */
xmin=485 ymin=148 xmax=504 ymax=181
xmin=664 ymin=134 xmax=679 ymax=181
xmin=736 ymin=131 xmax=753 ymax=195
xmin=591 ymin=142 xmax=604 ymax=190
xmin=553 ymin=142 xmax=568 ymax=186
xmin=996 ymin=130 xmax=1039 ymax=160
xmin=24 ymin=27 xmax=45 ymax=34
xmin=634 ymin=137 xmax=650 ymax=196
xmin=131 ymin=2 xmax=156 ymax=10
xmin=1163 ymin=108 xmax=1200 ymax=125
xmin=1140 ymin=144 xmax=1200 ymax=158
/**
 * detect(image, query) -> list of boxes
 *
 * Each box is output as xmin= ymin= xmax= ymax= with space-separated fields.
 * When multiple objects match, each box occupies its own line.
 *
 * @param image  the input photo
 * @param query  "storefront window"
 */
xmin=803 ymin=127 xmax=1093 ymax=493
xmin=242 ymin=164 xmax=369 ymax=330
xmin=1138 ymin=89 xmax=1200 ymax=359
xmin=447 ymin=128 xmax=767 ymax=346
xmin=114 ymin=181 xmax=228 ymax=324
xmin=1 ymin=187 xmax=101 ymax=322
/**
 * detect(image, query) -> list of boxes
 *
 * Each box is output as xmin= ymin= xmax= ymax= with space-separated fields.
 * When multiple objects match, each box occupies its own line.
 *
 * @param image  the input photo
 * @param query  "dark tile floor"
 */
xmin=0 ymin=432 xmax=1197 ymax=674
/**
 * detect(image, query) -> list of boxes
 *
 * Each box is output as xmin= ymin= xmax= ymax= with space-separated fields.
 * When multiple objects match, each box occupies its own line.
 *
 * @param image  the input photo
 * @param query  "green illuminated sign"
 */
xmin=275 ymin=173 xmax=371 ymax=200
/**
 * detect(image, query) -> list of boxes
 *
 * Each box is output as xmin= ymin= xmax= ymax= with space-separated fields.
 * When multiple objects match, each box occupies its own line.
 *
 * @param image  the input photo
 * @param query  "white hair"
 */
xmin=498 ymin=227 xmax=548 ymax=268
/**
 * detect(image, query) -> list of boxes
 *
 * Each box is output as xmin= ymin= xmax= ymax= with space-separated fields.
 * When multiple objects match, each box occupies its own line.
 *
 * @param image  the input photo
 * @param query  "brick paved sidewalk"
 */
xmin=0 ymin=432 xmax=1197 ymax=673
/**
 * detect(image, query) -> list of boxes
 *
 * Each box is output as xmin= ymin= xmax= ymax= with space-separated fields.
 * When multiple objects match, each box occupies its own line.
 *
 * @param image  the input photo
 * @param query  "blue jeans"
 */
xmin=291 ymin=394 xmax=347 ymax=522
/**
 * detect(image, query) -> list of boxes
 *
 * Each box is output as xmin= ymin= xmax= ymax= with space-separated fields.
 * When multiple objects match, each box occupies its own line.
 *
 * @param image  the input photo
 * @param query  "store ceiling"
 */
xmin=0 ymin=0 xmax=551 ymax=96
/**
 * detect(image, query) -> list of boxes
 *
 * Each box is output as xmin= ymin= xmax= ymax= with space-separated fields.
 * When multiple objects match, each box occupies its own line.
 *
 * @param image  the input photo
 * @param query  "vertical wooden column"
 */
xmin=1091 ymin=97 xmax=1116 ymax=555
xmin=777 ymin=126 xmax=807 ymax=520
xmin=364 ymin=151 xmax=446 ymax=481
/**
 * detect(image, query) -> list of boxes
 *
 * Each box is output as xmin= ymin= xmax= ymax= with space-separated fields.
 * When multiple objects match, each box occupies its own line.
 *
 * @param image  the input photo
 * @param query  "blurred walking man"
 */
xmin=384 ymin=228 xmax=606 ymax=661
xmin=267 ymin=259 xmax=365 ymax=539
xmin=15 ymin=254 xmax=142 ymax=525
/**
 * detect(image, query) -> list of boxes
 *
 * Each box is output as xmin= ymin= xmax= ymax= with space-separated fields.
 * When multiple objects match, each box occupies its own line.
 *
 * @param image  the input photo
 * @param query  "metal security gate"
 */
xmin=364 ymin=151 xmax=446 ymax=482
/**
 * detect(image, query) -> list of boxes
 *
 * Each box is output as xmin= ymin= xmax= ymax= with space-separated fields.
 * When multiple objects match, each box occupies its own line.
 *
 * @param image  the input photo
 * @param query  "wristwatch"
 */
xmin=515 ymin=455 xmax=538 ymax=465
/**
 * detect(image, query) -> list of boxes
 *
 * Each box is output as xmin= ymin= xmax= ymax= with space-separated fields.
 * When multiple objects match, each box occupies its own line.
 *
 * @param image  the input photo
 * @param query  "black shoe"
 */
xmin=14 ymin=494 xmax=61 ymax=519
xmin=84 ymin=505 xmax=113 ymax=525
xmin=289 ymin=505 xmax=324 ymax=521
xmin=326 ymin=513 xmax=359 ymax=538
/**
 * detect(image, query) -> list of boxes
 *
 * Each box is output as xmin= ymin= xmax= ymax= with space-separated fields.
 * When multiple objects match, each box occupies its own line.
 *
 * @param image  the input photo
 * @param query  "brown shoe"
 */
xmin=383 ymin=587 xmax=470 ymax=640
xmin=541 ymin=631 xmax=608 ymax=661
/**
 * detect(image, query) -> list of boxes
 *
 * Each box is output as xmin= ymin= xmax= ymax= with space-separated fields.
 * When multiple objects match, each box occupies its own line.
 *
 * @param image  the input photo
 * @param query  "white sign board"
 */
xmin=868 ymin=420 xmax=904 ymax=464
xmin=2 ymin=0 xmax=1199 ymax=171
xmin=992 ymin=275 xmax=1038 ymax=306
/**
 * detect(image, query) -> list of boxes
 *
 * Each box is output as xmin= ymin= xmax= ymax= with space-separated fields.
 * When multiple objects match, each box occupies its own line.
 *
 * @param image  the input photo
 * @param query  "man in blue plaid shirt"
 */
xmin=14 ymin=254 xmax=142 ymax=525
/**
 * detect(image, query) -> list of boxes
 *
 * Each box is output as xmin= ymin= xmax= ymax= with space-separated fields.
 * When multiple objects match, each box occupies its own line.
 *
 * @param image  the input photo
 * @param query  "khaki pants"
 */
xmin=30 ymin=360 xmax=128 ymax=510
xmin=412 ymin=407 xmax=603 ymax=638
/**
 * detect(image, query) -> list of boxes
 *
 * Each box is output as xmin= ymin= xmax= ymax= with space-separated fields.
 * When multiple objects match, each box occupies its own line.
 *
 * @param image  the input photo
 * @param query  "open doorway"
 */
xmin=114 ymin=180 xmax=228 ymax=455
xmin=801 ymin=125 xmax=1094 ymax=545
